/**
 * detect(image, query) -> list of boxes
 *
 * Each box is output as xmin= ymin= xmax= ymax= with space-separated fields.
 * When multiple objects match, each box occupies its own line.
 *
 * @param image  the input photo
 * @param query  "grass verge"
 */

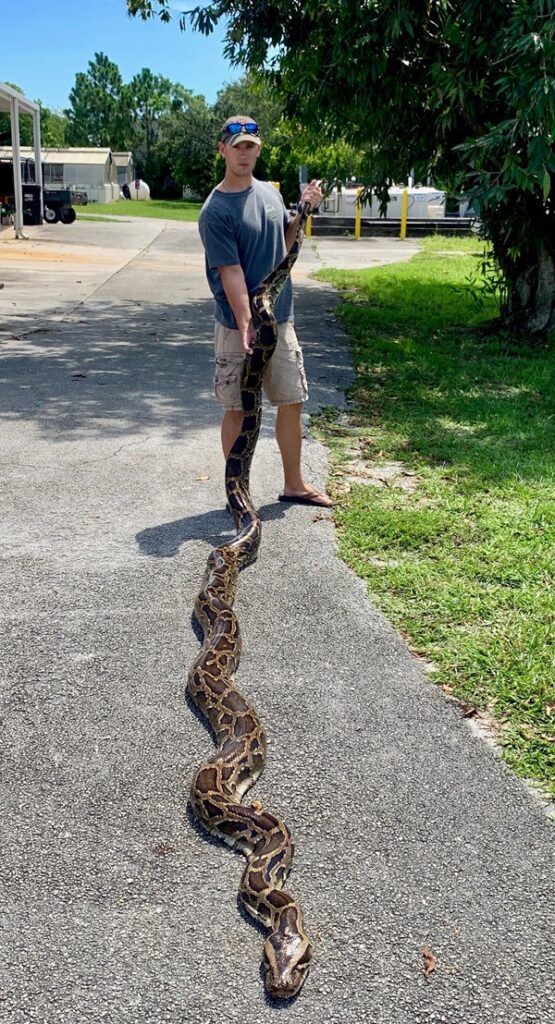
xmin=76 ymin=199 xmax=202 ymax=221
xmin=314 ymin=235 xmax=555 ymax=800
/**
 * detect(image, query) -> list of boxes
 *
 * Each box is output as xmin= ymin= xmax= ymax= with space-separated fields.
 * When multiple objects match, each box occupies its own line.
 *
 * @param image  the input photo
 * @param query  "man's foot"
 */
xmin=278 ymin=489 xmax=335 ymax=508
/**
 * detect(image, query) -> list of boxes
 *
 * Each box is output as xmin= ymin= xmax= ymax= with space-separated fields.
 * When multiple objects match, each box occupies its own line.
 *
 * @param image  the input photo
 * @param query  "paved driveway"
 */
xmin=0 ymin=219 xmax=552 ymax=1024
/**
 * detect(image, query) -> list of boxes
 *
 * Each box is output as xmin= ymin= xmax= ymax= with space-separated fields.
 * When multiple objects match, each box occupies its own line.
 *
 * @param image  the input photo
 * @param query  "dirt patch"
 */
xmin=344 ymin=458 xmax=419 ymax=491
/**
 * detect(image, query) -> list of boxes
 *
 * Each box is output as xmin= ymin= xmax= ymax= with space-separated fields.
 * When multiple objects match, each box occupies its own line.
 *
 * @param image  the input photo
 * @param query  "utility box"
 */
xmin=22 ymin=183 xmax=43 ymax=225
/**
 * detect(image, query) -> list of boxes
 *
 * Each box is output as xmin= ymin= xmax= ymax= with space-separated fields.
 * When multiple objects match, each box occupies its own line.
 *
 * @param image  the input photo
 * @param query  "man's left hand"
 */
xmin=300 ymin=179 xmax=323 ymax=213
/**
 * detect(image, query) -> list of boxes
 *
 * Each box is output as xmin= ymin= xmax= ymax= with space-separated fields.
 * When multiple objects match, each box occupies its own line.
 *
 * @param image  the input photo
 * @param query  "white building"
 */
xmin=0 ymin=146 xmax=121 ymax=204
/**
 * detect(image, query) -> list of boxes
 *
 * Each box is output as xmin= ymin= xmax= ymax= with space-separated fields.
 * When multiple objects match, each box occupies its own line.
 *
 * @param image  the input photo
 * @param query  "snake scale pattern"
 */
xmin=187 ymin=203 xmax=313 ymax=999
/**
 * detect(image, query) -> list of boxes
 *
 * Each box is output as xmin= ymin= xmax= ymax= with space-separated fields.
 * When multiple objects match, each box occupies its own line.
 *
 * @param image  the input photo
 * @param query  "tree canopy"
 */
xmin=127 ymin=0 xmax=555 ymax=337
xmin=51 ymin=52 xmax=358 ymax=202
xmin=66 ymin=53 xmax=130 ymax=149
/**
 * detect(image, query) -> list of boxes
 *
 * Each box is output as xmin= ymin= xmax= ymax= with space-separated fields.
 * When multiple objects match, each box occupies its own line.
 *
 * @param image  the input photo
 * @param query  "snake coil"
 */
xmin=187 ymin=202 xmax=313 ymax=999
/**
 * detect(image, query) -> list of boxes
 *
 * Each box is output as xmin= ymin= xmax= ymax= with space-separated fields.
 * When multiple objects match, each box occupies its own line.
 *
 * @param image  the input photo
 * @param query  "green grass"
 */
xmin=314 ymin=235 xmax=555 ymax=799
xmin=76 ymin=198 xmax=202 ymax=221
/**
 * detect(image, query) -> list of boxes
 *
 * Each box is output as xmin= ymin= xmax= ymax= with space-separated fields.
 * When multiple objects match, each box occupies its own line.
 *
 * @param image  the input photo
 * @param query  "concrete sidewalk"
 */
xmin=0 ymin=219 xmax=553 ymax=1024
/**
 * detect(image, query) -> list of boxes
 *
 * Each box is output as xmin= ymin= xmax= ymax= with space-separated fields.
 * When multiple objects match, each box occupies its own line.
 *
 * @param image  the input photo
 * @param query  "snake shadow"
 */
xmin=136 ymin=501 xmax=287 ymax=559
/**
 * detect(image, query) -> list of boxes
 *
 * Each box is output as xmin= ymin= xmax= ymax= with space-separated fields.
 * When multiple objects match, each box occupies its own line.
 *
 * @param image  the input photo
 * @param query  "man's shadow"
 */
xmin=136 ymin=501 xmax=288 ymax=559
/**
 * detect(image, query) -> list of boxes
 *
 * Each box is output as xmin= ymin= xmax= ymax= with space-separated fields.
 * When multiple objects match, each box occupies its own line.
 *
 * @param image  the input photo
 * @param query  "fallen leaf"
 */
xmin=422 ymin=946 xmax=437 ymax=977
xmin=545 ymin=704 xmax=554 ymax=717
xmin=459 ymin=701 xmax=478 ymax=718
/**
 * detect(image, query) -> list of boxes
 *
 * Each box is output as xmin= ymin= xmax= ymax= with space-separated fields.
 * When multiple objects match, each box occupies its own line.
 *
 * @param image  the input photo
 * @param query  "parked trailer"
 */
xmin=43 ymin=188 xmax=87 ymax=224
xmin=0 ymin=159 xmax=87 ymax=226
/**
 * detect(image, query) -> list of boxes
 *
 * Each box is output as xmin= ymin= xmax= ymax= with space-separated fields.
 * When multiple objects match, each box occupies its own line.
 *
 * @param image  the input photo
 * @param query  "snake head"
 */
xmin=263 ymin=914 xmax=313 ymax=1000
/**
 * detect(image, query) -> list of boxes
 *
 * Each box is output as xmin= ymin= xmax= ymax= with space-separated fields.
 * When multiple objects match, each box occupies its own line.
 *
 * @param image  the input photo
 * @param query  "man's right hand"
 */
xmin=239 ymin=319 xmax=257 ymax=355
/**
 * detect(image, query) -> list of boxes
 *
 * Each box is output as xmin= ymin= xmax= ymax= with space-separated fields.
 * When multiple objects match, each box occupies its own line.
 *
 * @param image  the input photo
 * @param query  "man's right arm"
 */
xmin=218 ymin=264 xmax=256 ymax=355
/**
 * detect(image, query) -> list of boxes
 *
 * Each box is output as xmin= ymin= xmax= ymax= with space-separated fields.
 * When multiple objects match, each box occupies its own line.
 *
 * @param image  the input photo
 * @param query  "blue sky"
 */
xmin=5 ymin=0 xmax=243 ymax=110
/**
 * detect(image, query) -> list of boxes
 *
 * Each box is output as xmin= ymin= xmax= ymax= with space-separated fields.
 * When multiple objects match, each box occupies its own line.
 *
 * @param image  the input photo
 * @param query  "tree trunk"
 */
xmin=504 ymin=243 xmax=555 ymax=340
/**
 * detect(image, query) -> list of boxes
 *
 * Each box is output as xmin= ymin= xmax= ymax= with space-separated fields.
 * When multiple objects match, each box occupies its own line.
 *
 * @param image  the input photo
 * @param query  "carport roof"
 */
xmin=0 ymin=147 xmax=112 ymax=164
xmin=0 ymin=82 xmax=40 ymax=115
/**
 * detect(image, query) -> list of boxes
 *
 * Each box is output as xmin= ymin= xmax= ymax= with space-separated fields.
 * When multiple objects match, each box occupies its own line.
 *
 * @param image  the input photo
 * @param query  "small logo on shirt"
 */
xmin=265 ymin=202 xmax=278 ymax=222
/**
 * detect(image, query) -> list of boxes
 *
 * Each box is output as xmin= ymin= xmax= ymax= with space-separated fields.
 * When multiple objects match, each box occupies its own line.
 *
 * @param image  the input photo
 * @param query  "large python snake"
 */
xmin=187 ymin=201 xmax=313 ymax=999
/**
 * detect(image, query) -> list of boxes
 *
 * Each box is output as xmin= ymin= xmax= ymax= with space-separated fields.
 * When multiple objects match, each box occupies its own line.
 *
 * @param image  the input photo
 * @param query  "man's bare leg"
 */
xmin=221 ymin=409 xmax=244 ymax=459
xmin=275 ymin=403 xmax=333 ymax=507
xmin=221 ymin=405 xmax=333 ymax=507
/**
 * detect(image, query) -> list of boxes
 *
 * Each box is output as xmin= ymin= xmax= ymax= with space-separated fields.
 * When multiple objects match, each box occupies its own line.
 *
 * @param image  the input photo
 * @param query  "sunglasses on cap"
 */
xmin=221 ymin=122 xmax=260 ymax=139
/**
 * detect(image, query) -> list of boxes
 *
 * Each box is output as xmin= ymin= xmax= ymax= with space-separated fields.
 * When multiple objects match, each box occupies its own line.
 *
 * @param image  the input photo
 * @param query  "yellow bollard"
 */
xmin=355 ymin=188 xmax=362 ymax=240
xmin=400 ymin=188 xmax=409 ymax=240
xmin=305 ymin=215 xmax=313 ymax=238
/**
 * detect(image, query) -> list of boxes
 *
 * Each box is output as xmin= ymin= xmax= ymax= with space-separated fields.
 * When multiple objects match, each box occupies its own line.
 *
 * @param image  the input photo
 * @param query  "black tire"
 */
xmin=44 ymin=205 xmax=60 ymax=224
xmin=59 ymin=205 xmax=76 ymax=225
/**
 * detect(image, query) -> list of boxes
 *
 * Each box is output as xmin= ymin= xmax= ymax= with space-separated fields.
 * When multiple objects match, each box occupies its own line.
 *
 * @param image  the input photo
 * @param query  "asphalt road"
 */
xmin=0 ymin=218 xmax=553 ymax=1024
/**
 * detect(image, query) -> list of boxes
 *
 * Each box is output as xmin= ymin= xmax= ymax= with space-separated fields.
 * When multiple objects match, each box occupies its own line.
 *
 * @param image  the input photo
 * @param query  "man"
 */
xmin=198 ymin=114 xmax=333 ymax=508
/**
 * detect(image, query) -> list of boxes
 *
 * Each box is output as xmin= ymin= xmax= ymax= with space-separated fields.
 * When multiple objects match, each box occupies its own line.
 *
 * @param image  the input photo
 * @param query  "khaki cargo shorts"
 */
xmin=214 ymin=321 xmax=309 ymax=411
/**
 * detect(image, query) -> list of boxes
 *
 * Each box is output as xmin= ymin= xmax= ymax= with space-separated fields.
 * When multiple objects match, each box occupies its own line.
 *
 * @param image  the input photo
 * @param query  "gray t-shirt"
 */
xmin=198 ymin=179 xmax=294 ymax=328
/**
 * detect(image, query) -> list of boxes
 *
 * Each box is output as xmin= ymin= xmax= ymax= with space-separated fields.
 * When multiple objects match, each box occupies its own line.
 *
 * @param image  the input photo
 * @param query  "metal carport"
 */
xmin=0 ymin=83 xmax=42 ymax=238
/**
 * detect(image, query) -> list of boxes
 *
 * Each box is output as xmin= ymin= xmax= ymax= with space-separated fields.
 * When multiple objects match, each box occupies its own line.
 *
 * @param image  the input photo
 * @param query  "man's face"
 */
xmin=218 ymin=138 xmax=260 ymax=177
